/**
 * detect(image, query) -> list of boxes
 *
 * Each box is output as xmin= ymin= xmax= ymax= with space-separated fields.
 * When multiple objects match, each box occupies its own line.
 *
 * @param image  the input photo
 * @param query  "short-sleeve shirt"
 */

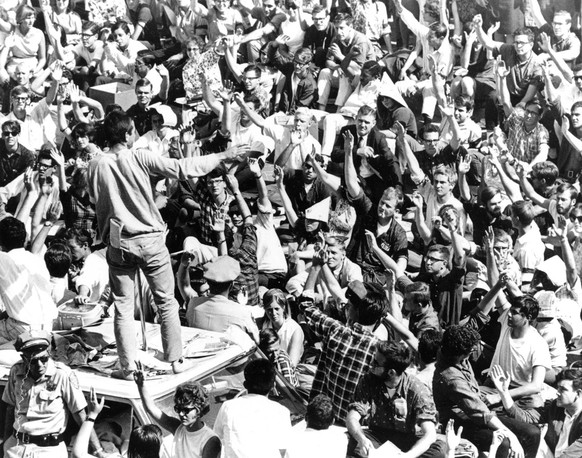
xmin=326 ymin=30 xmax=374 ymax=69
xmin=505 ymin=109 xmax=549 ymax=164
xmin=263 ymin=122 xmax=321 ymax=171
xmin=3 ymin=360 xmax=86 ymax=435
xmin=250 ymin=7 xmax=287 ymax=42
xmin=490 ymin=308 xmax=552 ymax=387
xmin=499 ymin=44 xmax=544 ymax=100
xmin=349 ymin=372 xmax=438 ymax=434
xmin=347 ymin=190 xmax=408 ymax=284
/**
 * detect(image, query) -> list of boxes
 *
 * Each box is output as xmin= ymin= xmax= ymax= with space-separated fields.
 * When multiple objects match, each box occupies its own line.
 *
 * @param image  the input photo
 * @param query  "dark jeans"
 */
xmin=456 ymin=415 xmax=540 ymax=458
xmin=347 ymin=429 xmax=446 ymax=458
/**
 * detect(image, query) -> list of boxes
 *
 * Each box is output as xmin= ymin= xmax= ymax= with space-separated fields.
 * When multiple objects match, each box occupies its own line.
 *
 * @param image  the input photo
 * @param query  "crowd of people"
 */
xmin=1 ymin=0 xmax=582 ymax=456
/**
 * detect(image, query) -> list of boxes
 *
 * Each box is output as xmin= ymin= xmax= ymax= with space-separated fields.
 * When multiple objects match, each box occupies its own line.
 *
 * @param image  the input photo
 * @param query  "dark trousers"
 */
xmin=456 ymin=415 xmax=540 ymax=458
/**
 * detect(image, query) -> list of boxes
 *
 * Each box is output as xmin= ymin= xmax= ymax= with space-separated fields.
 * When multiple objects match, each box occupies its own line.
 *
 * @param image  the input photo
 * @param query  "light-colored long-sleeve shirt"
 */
xmin=87 ymin=148 xmax=223 ymax=243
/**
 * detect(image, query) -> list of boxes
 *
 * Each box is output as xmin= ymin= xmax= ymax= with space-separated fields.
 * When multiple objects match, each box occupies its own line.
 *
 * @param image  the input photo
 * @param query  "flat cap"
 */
xmin=14 ymin=330 xmax=51 ymax=353
xmin=203 ymin=256 xmax=241 ymax=283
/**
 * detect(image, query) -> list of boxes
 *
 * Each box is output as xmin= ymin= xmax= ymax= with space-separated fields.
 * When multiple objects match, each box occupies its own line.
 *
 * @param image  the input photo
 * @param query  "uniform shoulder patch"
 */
xmin=69 ymin=371 xmax=80 ymax=390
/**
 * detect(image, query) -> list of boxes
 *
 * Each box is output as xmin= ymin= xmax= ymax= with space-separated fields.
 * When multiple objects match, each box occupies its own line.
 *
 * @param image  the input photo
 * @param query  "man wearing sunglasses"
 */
xmin=0 ymin=121 xmax=35 ymax=193
xmin=3 ymin=331 xmax=105 ymax=458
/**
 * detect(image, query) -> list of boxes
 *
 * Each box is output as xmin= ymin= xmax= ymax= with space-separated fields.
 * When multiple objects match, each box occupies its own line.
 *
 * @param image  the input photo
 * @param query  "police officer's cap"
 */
xmin=14 ymin=330 xmax=51 ymax=353
xmin=203 ymin=256 xmax=240 ymax=283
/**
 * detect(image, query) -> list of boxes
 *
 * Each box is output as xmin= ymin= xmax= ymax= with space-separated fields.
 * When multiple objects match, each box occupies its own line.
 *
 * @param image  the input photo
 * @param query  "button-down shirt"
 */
xmin=433 ymin=356 xmax=496 ymax=427
xmin=305 ymin=305 xmax=378 ymax=421
xmin=349 ymin=372 xmax=438 ymax=434
xmin=2 ymin=359 xmax=86 ymax=435
xmin=0 ymin=142 xmax=35 ymax=187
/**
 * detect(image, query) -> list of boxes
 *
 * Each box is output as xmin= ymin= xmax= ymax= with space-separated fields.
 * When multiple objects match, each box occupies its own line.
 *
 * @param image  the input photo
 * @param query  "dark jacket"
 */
xmin=332 ymin=125 xmax=401 ymax=190
xmin=506 ymin=399 xmax=582 ymax=458
xmin=278 ymin=70 xmax=318 ymax=114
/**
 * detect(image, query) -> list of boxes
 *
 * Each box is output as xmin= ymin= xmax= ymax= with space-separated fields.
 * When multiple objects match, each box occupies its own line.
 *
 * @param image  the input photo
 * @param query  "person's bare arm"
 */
xmin=233 ymin=92 xmax=265 ymax=129
xmin=176 ymin=252 xmax=197 ymax=302
xmin=515 ymin=162 xmax=549 ymax=208
xmin=560 ymin=115 xmax=582 ymax=153
xmin=275 ymin=165 xmax=298 ymax=227
xmin=555 ymin=215 xmax=579 ymax=288
xmin=540 ymin=32 xmax=574 ymax=83
xmin=411 ymin=192 xmax=431 ymax=245
xmin=343 ymin=131 xmax=361 ymax=198
xmin=134 ymin=364 xmax=181 ymax=434
xmin=473 ymin=14 xmax=503 ymax=51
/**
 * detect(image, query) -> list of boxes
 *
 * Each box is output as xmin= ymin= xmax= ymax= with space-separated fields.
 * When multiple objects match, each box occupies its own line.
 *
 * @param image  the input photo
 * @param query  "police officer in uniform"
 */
xmin=2 ymin=330 xmax=105 ymax=458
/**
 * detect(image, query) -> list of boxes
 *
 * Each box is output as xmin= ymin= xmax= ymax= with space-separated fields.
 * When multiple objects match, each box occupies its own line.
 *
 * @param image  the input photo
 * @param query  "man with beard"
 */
xmin=517 ymin=165 xmax=577 ymax=228
xmin=302 ymin=5 xmax=336 ymax=70
xmin=346 ymin=341 xmax=445 ymax=458
xmin=3 ymin=331 xmax=103 ymax=458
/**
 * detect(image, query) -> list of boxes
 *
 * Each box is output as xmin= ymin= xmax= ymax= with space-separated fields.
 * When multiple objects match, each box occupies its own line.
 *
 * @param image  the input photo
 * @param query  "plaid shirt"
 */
xmin=228 ymin=223 xmax=260 ymax=307
xmin=61 ymin=188 xmax=97 ymax=238
xmin=305 ymin=306 xmax=378 ymax=421
xmin=271 ymin=349 xmax=299 ymax=387
xmin=193 ymin=185 xmax=234 ymax=246
xmin=505 ymin=110 xmax=549 ymax=164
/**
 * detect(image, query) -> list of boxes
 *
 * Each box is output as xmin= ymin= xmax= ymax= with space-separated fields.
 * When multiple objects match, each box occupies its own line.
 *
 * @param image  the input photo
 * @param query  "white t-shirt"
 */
xmin=490 ymin=309 xmax=552 ymax=388
xmin=255 ymin=206 xmax=287 ymax=274
xmin=286 ymin=421 xmax=348 ymax=458
xmin=214 ymin=394 xmax=292 ymax=458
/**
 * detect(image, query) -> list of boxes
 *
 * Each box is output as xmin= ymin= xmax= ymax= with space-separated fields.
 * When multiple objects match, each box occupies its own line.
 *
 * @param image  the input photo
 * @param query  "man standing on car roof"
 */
xmin=2 ymin=331 xmax=106 ymax=458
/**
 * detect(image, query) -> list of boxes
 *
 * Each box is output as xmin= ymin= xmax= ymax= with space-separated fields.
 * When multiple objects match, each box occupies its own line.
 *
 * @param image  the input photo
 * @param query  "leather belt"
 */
xmin=14 ymin=430 xmax=64 ymax=447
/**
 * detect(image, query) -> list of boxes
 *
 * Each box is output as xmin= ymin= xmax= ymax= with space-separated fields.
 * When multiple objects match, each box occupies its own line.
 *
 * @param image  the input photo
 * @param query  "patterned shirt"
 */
xmin=349 ymin=372 xmax=438 ymax=434
xmin=505 ymin=110 xmax=549 ymax=164
xmin=192 ymin=183 xmax=234 ymax=246
xmin=270 ymin=348 xmax=299 ymax=387
xmin=350 ymin=0 xmax=390 ymax=44
xmin=228 ymin=223 xmax=260 ymax=307
xmin=305 ymin=306 xmax=377 ymax=421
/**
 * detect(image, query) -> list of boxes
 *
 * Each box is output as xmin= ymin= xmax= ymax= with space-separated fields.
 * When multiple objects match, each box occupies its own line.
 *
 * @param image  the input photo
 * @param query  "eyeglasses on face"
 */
xmin=425 ymin=255 xmax=444 ymax=264
xmin=174 ymin=405 xmax=197 ymax=415
xmin=37 ymin=162 xmax=53 ymax=170
xmin=2 ymin=131 xmax=17 ymax=137
xmin=570 ymin=215 xmax=582 ymax=223
xmin=24 ymin=355 xmax=50 ymax=364
xmin=573 ymin=75 xmax=582 ymax=81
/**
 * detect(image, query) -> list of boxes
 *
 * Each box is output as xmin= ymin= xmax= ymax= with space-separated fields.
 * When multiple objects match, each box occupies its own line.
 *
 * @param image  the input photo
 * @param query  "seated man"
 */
xmin=287 ymin=394 xmax=348 ymax=458
xmin=0 ymin=217 xmax=57 ymax=342
xmin=491 ymin=367 xmax=582 ymax=457
xmin=302 ymin=6 xmax=337 ymax=70
xmin=344 ymin=138 xmax=408 ymax=285
xmin=180 ymin=255 xmax=259 ymax=343
xmin=511 ymin=200 xmax=545 ymax=284
xmin=484 ymin=294 xmax=552 ymax=409
xmin=237 ymin=101 xmax=321 ymax=172
xmin=286 ymin=235 xmax=363 ymax=305
xmin=331 ymin=105 xmax=401 ymax=202
xmin=275 ymin=47 xmax=318 ymax=114
xmin=433 ymin=325 xmax=540 ymax=458
xmin=317 ymin=12 xmax=374 ymax=112
xmin=347 ymin=341 xmax=446 ymax=458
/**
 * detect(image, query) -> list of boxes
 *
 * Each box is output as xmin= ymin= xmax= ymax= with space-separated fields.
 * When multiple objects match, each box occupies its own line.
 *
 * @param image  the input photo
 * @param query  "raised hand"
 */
xmin=133 ymin=361 xmax=146 ymax=387
xmin=212 ymin=212 xmax=226 ymax=233
xmin=247 ymin=157 xmax=262 ymax=177
xmin=486 ymin=21 xmax=500 ymax=36
xmin=23 ymin=167 xmax=36 ymax=192
xmin=364 ymin=229 xmax=377 ymax=250
xmin=52 ymin=61 xmax=63 ymax=83
xmin=274 ymin=165 xmax=284 ymax=188
xmin=223 ymin=143 xmax=250 ymax=161
xmin=411 ymin=191 xmax=423 ymax=210
xmin=47 ymin=201 xmax=63 ymax=222
xmin=553 ymin=215 xmax=569 ymax=239
xmin=50 ymin=148 xmax=65 ymax=168
xmin=472 ymin=14 xmax=483 ymax=29
xmin=218 ymin=80 xmax=234 ymax=103
xmin=343 ymin=130 xmax=354 ymax=153
xmin=490 ymin=364 xmax=511 ymax=393
xmin=539 ymin=31 xmax=551 ymax=53
xmin=393 ymin=121 xmax=406 ymax=141
xmin=87 ymin=386 xmax=105 ymax=419
xmin=180 ymin=250 xmax=197 ymax=267
xmin=451 ymin=35 xmax=463 ymax=48
xmin=496 ymin=57 xmax=509 ymax=78
xmin=458 ymin=154 xmax=471 ymax=175
xmin=275 ymin=34 xmax=291 ymax=47
xmin=483 ymin=226 xmax=494 ymax=254
xmin=69 ymin=84 xmax=81 ymax=103
xmin=290 ymin=129 xmax=303 ymax=146
xmin=445 ymin=419 xmax=463 ymax=455
xmin=224 ymin=173 xmax=240 ymax=194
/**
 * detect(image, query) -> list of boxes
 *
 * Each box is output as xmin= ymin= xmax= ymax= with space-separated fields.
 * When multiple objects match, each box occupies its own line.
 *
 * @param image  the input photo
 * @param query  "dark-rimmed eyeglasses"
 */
xmin=570 ymin=215 xmax=582 ymax=223
xmin=24 ymin=355 xmax=50 ymax=364
xmin=425 ymin=255 xmax=445 ymax=264
xmin=573 ymin=75 xmax=582 ymax=81
xmin=2 ymin=131 xmax=17 ymax=137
